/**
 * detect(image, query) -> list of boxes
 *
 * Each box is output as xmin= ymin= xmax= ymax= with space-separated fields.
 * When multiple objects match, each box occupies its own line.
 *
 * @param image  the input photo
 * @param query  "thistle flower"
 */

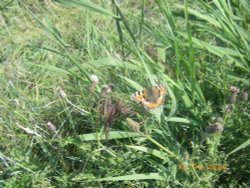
xmin=57 ymin=87 xmax=67 ymax=99
xmin=88 ymin=74 xmax=99 ymax=93
xmin=206 ymin=122 xmax=224 ymax=133
xmin=229 ymin=86 xmax=239 ymax=104
xmin=200 ymin=117 xmax=224 ymax=145
xmin=206 ymin=117 xmax=224 ymax=134
xmin=230 ymin=86 xmax=239 ymax=94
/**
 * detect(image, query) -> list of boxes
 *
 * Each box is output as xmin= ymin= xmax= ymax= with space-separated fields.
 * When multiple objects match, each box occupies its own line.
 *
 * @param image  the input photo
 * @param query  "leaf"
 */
xmin=57 ymin=0 xmax=118 ymax=18
xmin=44 ymin=15 xmax=68 ymax=48
xmin=174 ymin=4 xmax=221 ymax=28
xmin=178 ymin=32 xmax=238 ymax=56
xmin=72 ymin=173 xmax=96 ymax=181
xmin=26 ymin=63 xmax=70 ymax=75
xmin=227 ymin=75 xmax=250 ymax=85
xmin=126 ymin=145 xmax=169 ymax=161
xmin=85 ymin=57 xmax=140 ymax=70
xmin=59 ymin=131 xmax=142 ymax=146
xmin=181 ymin=92 xmax=193 ymax=108
xmin=165 ymin=117 xmax=192 ymax=124
xmin=164 ymin=82 xmax=177 ymax=117
xmin=93 ymin=173 xmax=164 ymax=182
xmin=121 ymin=76 xmax=144 ymax=90
xmin=162 ymin=74 xmax=181 ymax=90
xmin=227 ymin=139 xmax=250 ymax=156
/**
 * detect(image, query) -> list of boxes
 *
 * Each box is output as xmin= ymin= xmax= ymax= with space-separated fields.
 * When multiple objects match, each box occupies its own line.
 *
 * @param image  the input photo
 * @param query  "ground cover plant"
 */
xmin=0 ymin=0 xmax=249 ymax=187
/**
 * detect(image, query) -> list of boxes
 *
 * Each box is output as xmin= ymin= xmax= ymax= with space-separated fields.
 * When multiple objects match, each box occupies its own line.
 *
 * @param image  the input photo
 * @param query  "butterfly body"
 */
xmin=131 ymin=84 xmax=167 ymax=109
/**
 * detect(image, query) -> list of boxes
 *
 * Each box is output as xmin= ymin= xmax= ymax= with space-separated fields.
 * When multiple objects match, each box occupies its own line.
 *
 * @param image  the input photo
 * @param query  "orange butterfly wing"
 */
xmin=131 ymin=85 xmax=167 ymax=109
xmin=143 ymin=85 xmax=166 ymax=109
xmin=130 ymin=90 xmax=147 ymax=103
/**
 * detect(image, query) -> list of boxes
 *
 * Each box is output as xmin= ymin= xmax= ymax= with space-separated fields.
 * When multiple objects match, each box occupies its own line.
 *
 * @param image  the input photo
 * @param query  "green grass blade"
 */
xmin=57 ymin=0 xmax=118 ymax=18
xmin=93 ymin=173 xmax=164 ymax=181
xmin=227 ymin=139 xmax=250 ymax=156
xmin=174 ymin=4 xmax=221 ymax=28
xmin=59 ymin=131 xmax=142 ymax=146
xmin=165 ymin=117 xmax=193 ymax=124
xmin=126 ymin=145 xmax=169 ymax=160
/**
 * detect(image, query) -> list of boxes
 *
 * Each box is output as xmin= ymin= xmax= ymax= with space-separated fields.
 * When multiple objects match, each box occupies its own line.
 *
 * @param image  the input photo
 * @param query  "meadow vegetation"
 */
xmin=0 ymin=0 xmax=249 ymax=187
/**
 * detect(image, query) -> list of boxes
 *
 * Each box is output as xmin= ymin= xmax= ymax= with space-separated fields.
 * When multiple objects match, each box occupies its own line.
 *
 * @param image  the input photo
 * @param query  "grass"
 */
xmin=0 ymin=0 xmax=249 ymax=187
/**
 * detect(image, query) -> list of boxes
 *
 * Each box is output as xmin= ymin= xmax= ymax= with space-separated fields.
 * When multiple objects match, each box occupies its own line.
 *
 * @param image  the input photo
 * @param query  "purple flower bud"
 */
xmin=230 ymin=86 xmax=239 ymax=94
xmin=47 ymin=121 xmax=57 ymax=132
xmin=206 ymin=117 xmax=224 ymax=134
xmin=229 ymin=86 xmax=239 ymax=104
xmin=57 ymin=87 xmax=67 ymax=99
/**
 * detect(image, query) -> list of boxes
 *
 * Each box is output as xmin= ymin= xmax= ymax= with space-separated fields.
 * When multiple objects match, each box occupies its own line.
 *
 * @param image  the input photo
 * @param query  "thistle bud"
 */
xmin=47 ymin=121 xmax=61 ymax=138
xmin=57 ymin=87 xmax=67 ymax=99
xmin=230 ymin=86 xmax=239 ymax=94
xmin=214 ymin=122 xmax=224 ymax=133
xmin=126 ymin=118 xmax=140 ymax=132
xmin=206 ymin=117 xmax=224 ymax=134
xmin=90 ymin=74 xmax=99 ymax=83
xmin=88 ymin=74 xmax=99 ymax=93
xmin=229 ymin=86 xmax=239 ymax=104
xmin=47 ymin=121 xmax=57 ymax=132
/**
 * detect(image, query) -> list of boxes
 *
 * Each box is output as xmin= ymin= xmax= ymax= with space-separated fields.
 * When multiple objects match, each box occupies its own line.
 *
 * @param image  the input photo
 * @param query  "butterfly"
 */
xmin=130 ymin=84 xmax=167 ymax=109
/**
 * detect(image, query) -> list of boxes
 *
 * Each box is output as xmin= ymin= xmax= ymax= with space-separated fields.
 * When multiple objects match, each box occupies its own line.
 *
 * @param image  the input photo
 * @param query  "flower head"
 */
xmin=90 ymin=74 xmax=99 ymax=83
xmin=229 ymin=86 xmax=239 ymax=104
xmin=230 ymin=86 xmax=239 ymax=94
xmin=206 ymin=116 xmax=224 ymax=134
